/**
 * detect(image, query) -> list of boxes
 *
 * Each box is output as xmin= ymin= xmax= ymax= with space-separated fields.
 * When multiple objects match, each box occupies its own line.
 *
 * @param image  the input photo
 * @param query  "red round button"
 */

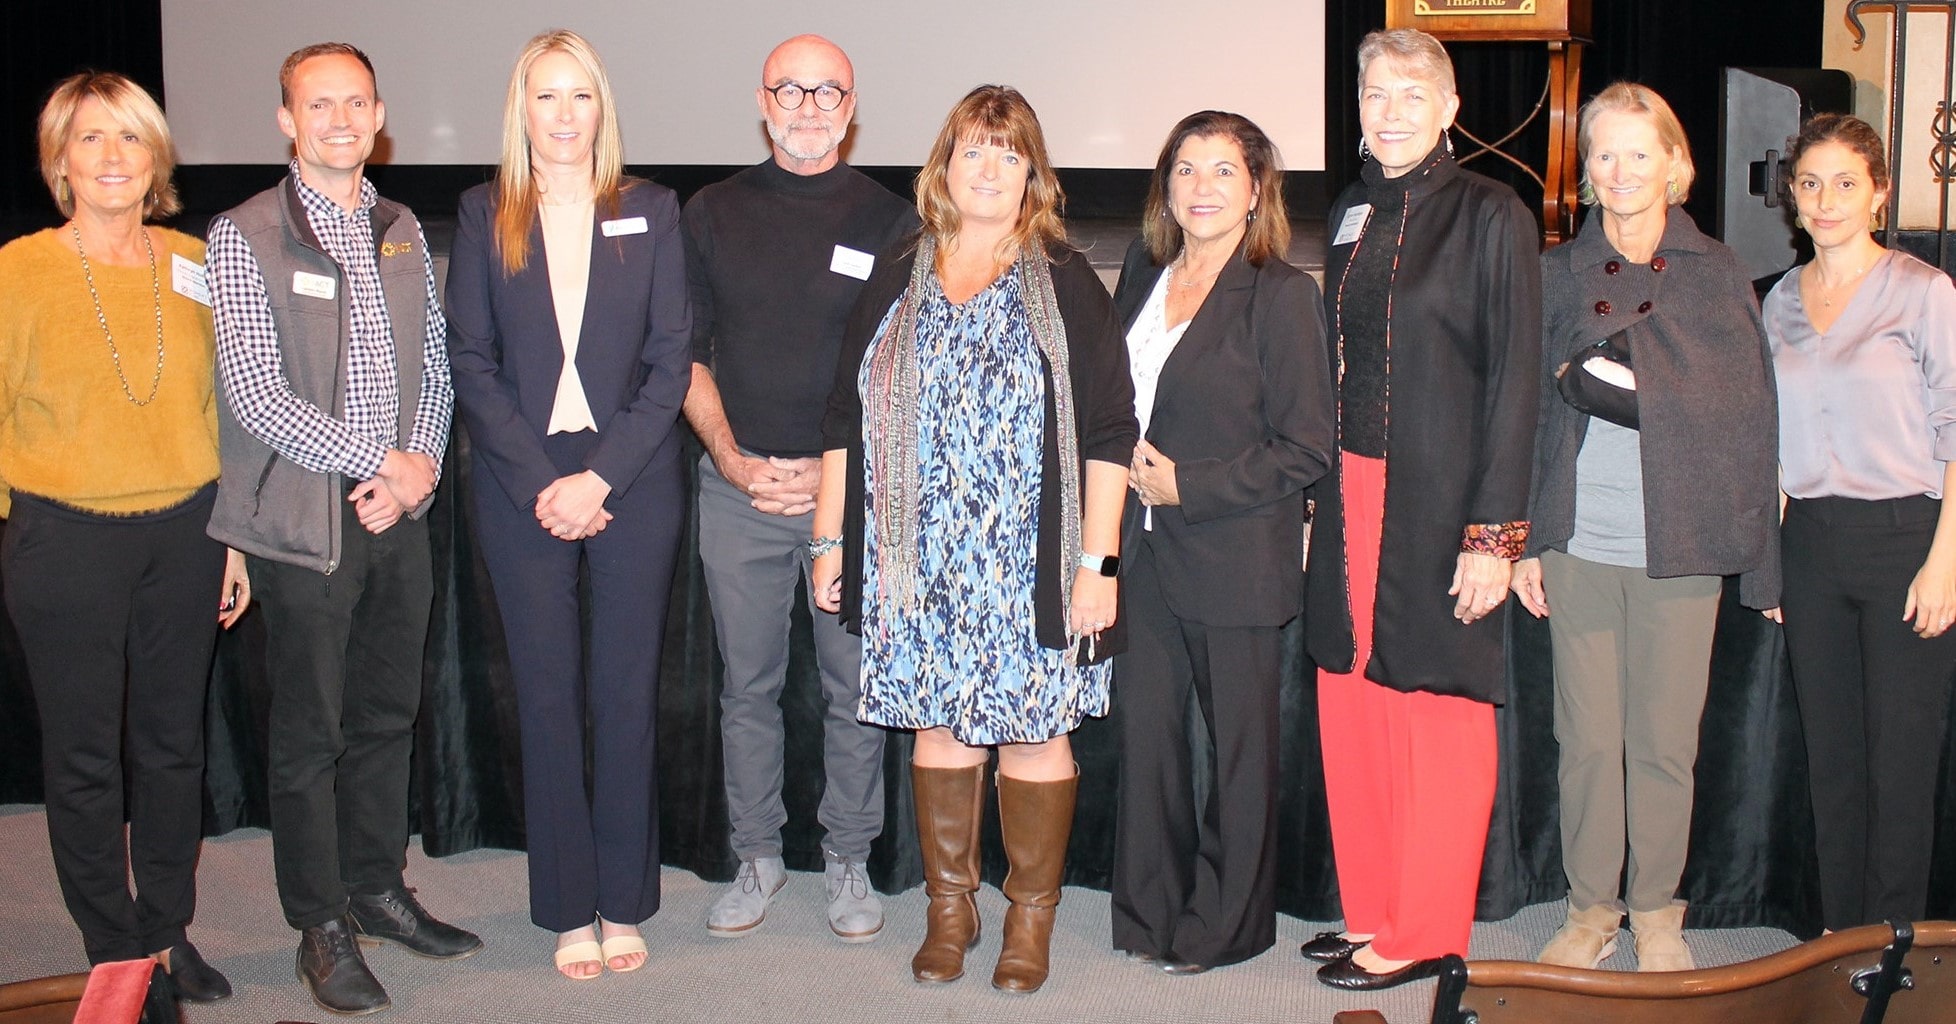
xmin=1595 ymin=300 xmax=1612 ymax=316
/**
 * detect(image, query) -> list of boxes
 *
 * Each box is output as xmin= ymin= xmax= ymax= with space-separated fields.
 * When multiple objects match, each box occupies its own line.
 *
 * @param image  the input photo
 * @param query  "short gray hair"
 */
xmin=1357 ymin=28 xmax=1456 ymax=98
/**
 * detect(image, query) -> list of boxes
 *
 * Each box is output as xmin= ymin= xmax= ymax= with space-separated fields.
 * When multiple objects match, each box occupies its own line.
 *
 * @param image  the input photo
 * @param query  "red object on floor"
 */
xmin=73 ymin=960 xmax=150 ymax=1024
xmin=1317 ymin=452 xmax=1498 ymax=962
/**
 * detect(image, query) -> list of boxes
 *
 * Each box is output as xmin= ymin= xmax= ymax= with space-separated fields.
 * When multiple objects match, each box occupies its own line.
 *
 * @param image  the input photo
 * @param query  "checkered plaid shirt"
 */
xmin=208 ymin=164 xmax=452 ymax=479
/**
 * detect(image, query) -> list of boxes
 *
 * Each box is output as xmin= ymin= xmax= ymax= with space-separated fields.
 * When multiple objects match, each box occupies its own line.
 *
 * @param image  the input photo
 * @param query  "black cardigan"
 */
xmin=821 ymin=238 xmax=1139 ymax=663
xmin=1303 ymin=150 xmax=1543 ymax=705
xmin=1527 ymin=207 xmax=1781 ymax=608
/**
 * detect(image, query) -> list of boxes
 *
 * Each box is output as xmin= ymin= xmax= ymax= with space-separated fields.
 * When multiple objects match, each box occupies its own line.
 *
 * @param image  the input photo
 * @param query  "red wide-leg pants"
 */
xmin=1317 ymin=452 xmax=1498 ymax=961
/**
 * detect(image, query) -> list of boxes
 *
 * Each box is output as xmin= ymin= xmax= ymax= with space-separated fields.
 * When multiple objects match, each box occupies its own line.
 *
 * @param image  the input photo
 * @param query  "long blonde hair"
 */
xmin=493 ymin=29 xmax=626 ymax=273
xmin=913 ymin=85 xmax=1066 ymax=266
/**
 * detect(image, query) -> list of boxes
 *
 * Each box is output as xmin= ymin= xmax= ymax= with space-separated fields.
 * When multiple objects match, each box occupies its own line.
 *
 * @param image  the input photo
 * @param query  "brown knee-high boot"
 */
xmin=910 ymin=764 xmax=986 ymax=983
xmin=991 ymin=771 xmax=1077 ymax=993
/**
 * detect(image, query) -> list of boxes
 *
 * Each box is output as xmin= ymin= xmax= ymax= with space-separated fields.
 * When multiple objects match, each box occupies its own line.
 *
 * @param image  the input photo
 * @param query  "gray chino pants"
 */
xmin=698 ymin=455 xmax=884 ymax=861
xmin=1541 ymin=549 xmax=1721 ymax=915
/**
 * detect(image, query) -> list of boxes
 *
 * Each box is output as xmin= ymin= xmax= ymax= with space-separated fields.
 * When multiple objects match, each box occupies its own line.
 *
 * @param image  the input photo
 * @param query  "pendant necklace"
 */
xmin=73 ymin=224 xmax=166 ymax=406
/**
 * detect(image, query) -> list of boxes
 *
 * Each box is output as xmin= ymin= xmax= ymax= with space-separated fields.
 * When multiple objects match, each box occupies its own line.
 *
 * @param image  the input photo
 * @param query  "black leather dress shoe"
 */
xmin=1315 ymin=956 xmax=1445 ymax=991
xmin=1299 ymin=930 xmax=1368 ymax=964
xmin=298 ymin=916 xmax=389 ymax=1016
xmin=347 ymin=888 xmax=483 ymax=960
xmin=162 ymin=940 xmax=232 ymax=1002
xmin=1158 ymin=959 xmax=1211 ymax=976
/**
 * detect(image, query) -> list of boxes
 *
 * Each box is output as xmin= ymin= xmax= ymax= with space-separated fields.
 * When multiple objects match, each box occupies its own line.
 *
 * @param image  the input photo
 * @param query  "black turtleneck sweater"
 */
xmin=683 ymin=159 xmax=917 ymax=457
xmin=1335 ymin=145 xmax=1456 ymax=459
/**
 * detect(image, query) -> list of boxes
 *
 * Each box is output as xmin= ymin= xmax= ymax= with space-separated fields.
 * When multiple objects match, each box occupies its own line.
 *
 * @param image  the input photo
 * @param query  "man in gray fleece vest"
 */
xmin=204 ymin=42 xmax=476 ymax=1017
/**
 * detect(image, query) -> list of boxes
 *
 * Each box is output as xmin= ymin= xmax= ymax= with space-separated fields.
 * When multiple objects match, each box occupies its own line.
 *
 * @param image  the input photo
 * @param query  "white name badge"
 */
xmin=171 ymin=253 xmax=210 ymax=306
xmin=1333 ymin=204 xmax=1372 ymax=247
xmin=602 ymin=216 xmax=648 ymax=237
xmin=292 ymin=270 xmax=337 ymax=300
xmin=830 ymin=245 xmax=875 ymax=281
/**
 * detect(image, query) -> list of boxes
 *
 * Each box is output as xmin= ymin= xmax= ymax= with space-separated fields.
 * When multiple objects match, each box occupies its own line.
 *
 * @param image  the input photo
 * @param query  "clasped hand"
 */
xmin=536 ymin=470 xmax=613 ymax=541
xmin=349 ymin=449 xmax=439 ymax=534
xmin=720 ymin=451 xmax=820 ymax=516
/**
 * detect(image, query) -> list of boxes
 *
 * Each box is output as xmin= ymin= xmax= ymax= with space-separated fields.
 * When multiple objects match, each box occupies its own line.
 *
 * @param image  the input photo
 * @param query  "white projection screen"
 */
xmin=160 ymin=0 xmax=1327 ymax=171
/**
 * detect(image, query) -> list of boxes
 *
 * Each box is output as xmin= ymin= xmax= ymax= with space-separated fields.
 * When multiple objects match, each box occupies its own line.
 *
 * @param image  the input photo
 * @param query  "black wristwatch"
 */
xmin=1078 ymin=553 xmax=1121 ymax=578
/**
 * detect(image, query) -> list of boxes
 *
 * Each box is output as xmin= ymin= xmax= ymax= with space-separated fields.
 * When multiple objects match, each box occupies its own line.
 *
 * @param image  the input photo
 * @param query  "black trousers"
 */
xmin=2 ymin=487 xmax=224 ymax=963
xmin=1782 ymin=495 xmax=1956 ymax=930
xmin=1111 ymin=542 xmax=1282 ymax=967
xmin=248 ymin=509 xmax=431 ymax=930
xmin=472 ymin=433 xmax=682 ymax=931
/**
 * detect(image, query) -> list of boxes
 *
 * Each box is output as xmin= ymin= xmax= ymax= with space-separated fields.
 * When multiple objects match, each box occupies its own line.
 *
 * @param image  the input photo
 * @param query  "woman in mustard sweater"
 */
xmin=0 ymin=72 xmax=248 ymax=1007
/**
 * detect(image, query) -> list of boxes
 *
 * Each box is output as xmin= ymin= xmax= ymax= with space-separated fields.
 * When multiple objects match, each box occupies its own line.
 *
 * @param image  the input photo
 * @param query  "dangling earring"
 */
xmin=1578 ymin=181 xmax=1596 ymax=206
xmin=1442 ymin=130 xmax=1455 ymax=158
xmin=1358 ymin=136 xmax=1372 ymax=161
xmin=1665 ymin=179 xmax=1680 ymax=202
xmin=1247 ymin=207 xmax=1258 ymax=223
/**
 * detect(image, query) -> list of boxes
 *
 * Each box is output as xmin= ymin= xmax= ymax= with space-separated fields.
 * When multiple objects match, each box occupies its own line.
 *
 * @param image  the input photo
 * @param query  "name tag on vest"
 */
xmin=602 ymin=216 xmax=648 ymax=237
xmin=292 ymin=270 xmax=337 ymax=300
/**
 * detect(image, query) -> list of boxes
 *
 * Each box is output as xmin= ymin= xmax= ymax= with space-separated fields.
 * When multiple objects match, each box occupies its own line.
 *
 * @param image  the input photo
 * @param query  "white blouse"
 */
xmin=540 ymin=198 xmax=599 ymax=435
xmin=1125 ymin=268 xmax=1192 ymax=439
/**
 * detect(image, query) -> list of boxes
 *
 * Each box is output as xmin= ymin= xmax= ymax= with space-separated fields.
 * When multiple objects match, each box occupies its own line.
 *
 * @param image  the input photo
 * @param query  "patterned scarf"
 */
xmin=863 ymin=235 xmax=1085 ymax=637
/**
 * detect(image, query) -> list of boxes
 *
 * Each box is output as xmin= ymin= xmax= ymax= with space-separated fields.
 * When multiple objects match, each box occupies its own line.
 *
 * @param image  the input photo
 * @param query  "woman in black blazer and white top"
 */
xmin=444 ymin=30 xmax=691 ymax=979
xmin=1109 ymin=111 xmax=1336 ymax=974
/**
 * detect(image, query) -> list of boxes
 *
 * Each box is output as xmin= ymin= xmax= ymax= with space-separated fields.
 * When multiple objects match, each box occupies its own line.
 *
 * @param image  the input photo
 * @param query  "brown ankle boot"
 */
xmin=910 ymin=764 xmax=985 ymax=983
xmin=991 ymin=771 xmax=1077 ymax=994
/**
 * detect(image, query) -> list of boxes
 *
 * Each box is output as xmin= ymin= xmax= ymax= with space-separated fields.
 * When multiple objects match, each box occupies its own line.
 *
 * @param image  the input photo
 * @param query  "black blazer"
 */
xmin=1112 ymin=236 xmax=1335 ymax=627
xmin=445 ymin=179 xmax=693 ymax=508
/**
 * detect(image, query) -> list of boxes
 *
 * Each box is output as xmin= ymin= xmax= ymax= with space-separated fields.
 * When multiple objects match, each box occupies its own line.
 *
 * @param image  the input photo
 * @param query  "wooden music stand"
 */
xmin=1387 ymin=0 xmax=1593 ymax=245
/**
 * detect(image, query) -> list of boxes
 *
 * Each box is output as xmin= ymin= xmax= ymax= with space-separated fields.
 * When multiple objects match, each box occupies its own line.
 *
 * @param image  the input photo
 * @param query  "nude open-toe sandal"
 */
xmin=600 ymin=932 xmax=648 ymax=973
xmin=553 ymin=939 xmax=604 ymax=980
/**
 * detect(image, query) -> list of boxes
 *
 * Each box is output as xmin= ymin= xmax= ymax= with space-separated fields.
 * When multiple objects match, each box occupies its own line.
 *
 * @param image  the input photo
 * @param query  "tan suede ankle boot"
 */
xmin=1537 ymin=901 xmax=1622 ymax=968
xmin=1630 ymin=902 xmax=1694 ymax=972
xmin=909 ymin=764 xmax=985 ymax=983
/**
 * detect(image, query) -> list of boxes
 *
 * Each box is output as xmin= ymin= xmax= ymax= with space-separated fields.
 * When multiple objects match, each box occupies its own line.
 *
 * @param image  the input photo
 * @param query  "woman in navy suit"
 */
xmin=445 ymin=29 xmax=690 ymax=979
xmin=1108 ymin=111 xmax=1335 ymax=974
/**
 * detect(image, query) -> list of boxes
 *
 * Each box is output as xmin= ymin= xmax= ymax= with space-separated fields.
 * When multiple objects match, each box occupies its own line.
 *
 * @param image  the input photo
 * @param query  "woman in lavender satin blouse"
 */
xmin=1765 ymin=113 xmax=1956 ymax=932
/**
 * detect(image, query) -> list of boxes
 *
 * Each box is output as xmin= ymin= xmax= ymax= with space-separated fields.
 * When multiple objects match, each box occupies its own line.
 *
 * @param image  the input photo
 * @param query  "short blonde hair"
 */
xmin=38 ymin=71 xmax=180 ymax=220
xmin=1357 ymin=29 xmax=1456 ymax=98
xmin=492 ymin=29 xmax=628 ymax=272
xmin=1577 ymin=81 xmax=1695 ymax=206
xmin=914 ymin=85 xmax=1066 ymax=265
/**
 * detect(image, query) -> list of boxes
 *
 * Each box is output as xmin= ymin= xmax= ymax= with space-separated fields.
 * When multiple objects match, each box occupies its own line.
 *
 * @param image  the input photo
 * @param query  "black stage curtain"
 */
xmin=4 ymin=423 xmax=1953 ymax=937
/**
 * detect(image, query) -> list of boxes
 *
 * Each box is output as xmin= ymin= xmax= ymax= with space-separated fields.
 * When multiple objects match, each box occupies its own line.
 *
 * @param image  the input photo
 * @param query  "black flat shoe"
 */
xmin=138 ymin=964 xmax=180 ymax=1024
xmin=1299 ymin=930 xmax=1368 ymax=964
xmin=1315 ymin=956 xmax=1444 ymax=991
xmin=162 ymin=940 xmax=232 ymax=1002
xmin=1158 ymin=959 xmax=1210 ymax=976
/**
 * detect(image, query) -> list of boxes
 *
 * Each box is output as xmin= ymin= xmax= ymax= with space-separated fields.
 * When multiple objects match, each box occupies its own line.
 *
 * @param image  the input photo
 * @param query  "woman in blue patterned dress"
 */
xmin=812 ymin=85 xmax=1137 ymax=995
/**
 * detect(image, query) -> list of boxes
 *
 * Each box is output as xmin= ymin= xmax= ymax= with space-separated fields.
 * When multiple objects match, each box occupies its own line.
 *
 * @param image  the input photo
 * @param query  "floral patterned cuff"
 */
xmin=1461 ymin=521 xmax=1530 ymax=560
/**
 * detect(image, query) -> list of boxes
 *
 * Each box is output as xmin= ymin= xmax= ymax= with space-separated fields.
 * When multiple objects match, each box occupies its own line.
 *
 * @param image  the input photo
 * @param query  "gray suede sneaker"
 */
xmin=706 ymin=857 xmax=787 ymax=937
xmin=823 ymin=851 xmax=883 ymax=943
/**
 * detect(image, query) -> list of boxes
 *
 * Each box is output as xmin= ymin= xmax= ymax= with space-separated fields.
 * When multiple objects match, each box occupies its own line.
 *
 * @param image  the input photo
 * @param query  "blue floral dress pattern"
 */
xmin=857 ymin=269 xmax=1110 ymax=745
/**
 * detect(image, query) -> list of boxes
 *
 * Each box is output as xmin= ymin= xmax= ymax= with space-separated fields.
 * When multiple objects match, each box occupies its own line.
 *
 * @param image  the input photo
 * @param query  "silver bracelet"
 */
xmin=808 ymin=535 xmax=843 ymax=558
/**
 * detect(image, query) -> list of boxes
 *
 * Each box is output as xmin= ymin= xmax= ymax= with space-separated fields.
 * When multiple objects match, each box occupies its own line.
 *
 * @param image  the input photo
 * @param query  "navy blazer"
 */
xmin=446 ymin=179 xmax=692 ymax=508
xmin=1111 ymin=236 xmax=1335 ymax=627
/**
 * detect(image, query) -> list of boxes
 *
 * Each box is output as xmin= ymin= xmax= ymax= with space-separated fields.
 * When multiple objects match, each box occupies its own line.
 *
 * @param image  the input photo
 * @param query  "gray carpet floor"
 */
xmin=0 ymin=804 xmax=1798 ymax=1023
